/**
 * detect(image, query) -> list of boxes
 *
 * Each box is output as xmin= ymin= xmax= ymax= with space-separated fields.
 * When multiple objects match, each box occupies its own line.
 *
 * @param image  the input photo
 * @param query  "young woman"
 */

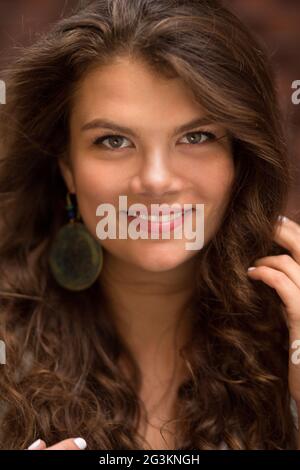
xmin=0 ymin=0 xmax=300 ymax=450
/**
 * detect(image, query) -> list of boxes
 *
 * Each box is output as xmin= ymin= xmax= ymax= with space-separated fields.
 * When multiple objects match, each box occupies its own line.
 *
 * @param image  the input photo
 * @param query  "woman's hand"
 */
xmin=27 ymin=437 xmax=87 ymax=450
xmin=247 ymin=215 xmax=300 ymax=431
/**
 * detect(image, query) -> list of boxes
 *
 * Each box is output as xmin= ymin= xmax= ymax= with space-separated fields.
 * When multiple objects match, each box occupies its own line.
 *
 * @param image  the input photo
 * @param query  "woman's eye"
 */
xmin=93 ymin=135 xmax=131 ymax=150
xmin=180 ymin=131 xmax=216 ymax=145
xmin=93 ymin=130 xmax=217 ymax=151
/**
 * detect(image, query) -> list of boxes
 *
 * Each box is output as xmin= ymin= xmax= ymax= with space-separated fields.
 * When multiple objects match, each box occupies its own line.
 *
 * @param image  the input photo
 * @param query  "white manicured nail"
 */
xmin=278 ymin=215 xmax=287 ymax=223
xmin=248 ymin=267 xmax=256 ymax=271
xmin=27 ymin=438 xmax=41 ymax=450
xmin=73 ymin=437 xmax=87 ymax=449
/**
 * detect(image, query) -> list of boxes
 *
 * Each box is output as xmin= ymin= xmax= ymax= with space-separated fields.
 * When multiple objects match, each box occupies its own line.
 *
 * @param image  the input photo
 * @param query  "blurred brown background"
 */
xmin=222 ymin=0 xmax=300 ymax=218
xmin=0 ymin=0 xmax=299 ymax=217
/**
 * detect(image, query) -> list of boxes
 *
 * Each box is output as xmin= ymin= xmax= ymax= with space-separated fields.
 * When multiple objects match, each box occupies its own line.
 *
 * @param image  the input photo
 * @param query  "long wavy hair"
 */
xmin=0 ymin=0 xmax=297 ymax=450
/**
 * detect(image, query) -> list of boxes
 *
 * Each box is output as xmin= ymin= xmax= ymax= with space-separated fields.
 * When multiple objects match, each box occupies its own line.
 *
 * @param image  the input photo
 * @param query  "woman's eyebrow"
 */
xmin=80 ymin=116 xmax=215 ymax=137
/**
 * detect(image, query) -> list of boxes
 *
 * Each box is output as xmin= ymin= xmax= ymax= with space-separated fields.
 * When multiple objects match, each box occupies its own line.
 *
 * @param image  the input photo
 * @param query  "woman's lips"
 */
xmin=126 ymin=209 xmax=194 ymax=235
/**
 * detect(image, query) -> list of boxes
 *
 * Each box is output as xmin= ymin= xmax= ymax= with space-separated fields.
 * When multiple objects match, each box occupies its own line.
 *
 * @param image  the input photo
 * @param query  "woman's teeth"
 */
xmin=127 ymin=211 xmax=183 ymax=222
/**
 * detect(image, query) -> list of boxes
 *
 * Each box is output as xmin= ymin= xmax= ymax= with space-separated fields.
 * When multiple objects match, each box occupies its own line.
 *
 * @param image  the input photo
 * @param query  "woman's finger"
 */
xmin=251 ymin=254 xmax=300 ymax=290
xmin=274 ymin=216 xmax=300 ymax=264
xmin=247 ymin=265 xmax=300 ymax=327
xmin=27 ymin=438 xmax=47 ymax=450
xmin=45 ymin=437 xmax=87 ymax=450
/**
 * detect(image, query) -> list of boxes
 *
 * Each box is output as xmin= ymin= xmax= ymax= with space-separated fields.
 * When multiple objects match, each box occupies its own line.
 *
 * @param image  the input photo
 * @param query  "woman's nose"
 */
xmin=130 ymin=149 xmax=182 ymax=197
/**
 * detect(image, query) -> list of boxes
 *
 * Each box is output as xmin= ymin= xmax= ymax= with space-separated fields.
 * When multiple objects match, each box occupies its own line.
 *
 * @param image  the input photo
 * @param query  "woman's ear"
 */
xmin=58 ymin=155 xmax=76 ymax=194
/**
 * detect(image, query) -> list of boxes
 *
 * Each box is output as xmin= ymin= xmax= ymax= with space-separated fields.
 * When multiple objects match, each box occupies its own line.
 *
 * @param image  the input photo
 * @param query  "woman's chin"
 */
xmin=101 ymin=236 xmax=200 ymax=272
xmin=128 ymin=248 xmax=196 ymax=272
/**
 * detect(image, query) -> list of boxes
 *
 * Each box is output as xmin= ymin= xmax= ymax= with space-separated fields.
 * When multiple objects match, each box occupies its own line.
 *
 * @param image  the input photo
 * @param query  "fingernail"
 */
xmin=247 ymin=267 xmax=256 ymax=271
xmin=73 ymin=437 xmax=87 ymax=449
xmin=27 ymin=438 xmax=41 ymax=450
xmin=278 ymin=215 xmax=287 ymax=223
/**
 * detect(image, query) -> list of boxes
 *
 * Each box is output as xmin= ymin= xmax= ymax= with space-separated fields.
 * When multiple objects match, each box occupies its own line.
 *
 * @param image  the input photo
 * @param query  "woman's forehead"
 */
xmin=70 ymin=59 xmax=207 ymax=130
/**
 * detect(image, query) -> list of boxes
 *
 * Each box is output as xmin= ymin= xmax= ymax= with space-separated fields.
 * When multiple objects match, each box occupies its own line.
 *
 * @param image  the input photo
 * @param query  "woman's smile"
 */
xmin=125 ymin=208 xmax=194 ymax=235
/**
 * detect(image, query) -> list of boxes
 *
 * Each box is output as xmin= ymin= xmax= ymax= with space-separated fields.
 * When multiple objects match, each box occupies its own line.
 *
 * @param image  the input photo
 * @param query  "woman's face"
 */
xmin=59 ymin=56 xmax=235 ymax=272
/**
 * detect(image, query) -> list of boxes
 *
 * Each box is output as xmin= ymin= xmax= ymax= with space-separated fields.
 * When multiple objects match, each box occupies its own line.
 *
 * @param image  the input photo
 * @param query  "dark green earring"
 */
xmin=49 ymin=192 xmax=103 ymax=291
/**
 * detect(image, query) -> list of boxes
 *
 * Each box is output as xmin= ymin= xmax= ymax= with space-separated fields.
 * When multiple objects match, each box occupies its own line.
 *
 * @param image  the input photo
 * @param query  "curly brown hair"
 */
xmin=0 ymin=0 xmax=297 ymax=450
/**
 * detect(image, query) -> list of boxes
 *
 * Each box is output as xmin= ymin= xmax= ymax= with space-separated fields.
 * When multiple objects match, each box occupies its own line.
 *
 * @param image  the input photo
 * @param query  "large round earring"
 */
xmin=49 ymin=192 xmax=103 ymax=291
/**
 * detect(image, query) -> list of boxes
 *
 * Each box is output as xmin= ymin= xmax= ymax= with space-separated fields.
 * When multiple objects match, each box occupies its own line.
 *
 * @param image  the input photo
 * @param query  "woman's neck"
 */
xmin=99 ymin=250 xmax=197 ymax=362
